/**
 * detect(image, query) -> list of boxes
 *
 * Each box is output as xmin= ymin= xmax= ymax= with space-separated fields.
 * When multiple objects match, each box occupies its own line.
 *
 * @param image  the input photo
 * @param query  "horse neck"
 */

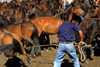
xmin=98 ymin=5 xmax=100 ymax=18
xmin=34 ymin=6 xmax=46 ymax=17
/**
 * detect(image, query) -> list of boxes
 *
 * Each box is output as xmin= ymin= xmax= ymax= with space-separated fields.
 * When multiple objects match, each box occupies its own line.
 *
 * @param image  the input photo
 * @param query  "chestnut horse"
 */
xmin=31 ymin=17 xmax=63 ymax=37
xmin=0 ymin=28 xmax=31 ymax=64
xmin=31 ymin=5 xmax=85 ymax=37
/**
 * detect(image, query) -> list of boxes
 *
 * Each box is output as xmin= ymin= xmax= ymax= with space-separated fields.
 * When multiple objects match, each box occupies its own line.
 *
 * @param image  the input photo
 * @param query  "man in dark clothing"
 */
xmin=53 ymin=21 xmax=83 ymax=67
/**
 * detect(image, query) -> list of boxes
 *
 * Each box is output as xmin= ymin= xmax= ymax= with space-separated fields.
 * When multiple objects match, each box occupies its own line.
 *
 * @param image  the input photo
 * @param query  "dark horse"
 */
xmin=77 ymin=18 xmax=100 ymax=45
xmin=74 ymin=18 xmax=100 ymax=61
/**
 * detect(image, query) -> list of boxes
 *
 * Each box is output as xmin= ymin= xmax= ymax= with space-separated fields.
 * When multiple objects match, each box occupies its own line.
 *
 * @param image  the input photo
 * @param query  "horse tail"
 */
xmin=0 ymin=38 xmax=17 ymax=54
xmin=31 ymin=24 xmax=41 ymax=56
xmin=12 ymin=38 xmax=22 ymax=53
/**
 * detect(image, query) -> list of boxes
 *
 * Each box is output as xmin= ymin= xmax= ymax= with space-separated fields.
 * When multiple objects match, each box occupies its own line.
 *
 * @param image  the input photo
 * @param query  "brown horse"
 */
xmin=84 ymin=1 xmax=100 ymax=19
xmin=31 ymin=17 xmax=63 ymax=37
xmin=6 ymin=21 xmax=41 ymax=57
xmin=0 ymin=28 xmax=31 ymax=64
xmin=54 ymin=4 xmax=85 ymax=22
xmin=38 ymin=4 xmax=47 ymax=14
xmin=0 ymin=2 xmax=8 ymax=8
xmin=31 ymin=5 xmax=85 ymax=37
xmin=0 ymin=8 xmax=23 ymax=24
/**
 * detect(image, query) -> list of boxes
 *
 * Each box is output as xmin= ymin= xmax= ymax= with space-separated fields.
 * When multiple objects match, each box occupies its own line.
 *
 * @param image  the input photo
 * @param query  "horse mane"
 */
xmin=34 ymin=5 xmax=47 ymax=17
xmin=0 ymin=15 xmax=9 ymax=29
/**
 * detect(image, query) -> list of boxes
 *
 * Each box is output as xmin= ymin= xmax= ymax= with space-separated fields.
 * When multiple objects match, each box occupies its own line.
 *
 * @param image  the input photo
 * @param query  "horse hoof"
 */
xmin=90 ymin=53 xmax=94 ymax=60
xmin=32 ymin=54 xmax=36 ymax=58
xmin=36 ymin=51 xmax=41 ymax=56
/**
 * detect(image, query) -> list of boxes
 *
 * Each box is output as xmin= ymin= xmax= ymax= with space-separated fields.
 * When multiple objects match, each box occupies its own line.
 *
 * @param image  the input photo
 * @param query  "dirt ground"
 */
xmin=0 ymin=48 xmax=100 ymax=67
xmin=0 ymin=35 xmax=100 ymax=67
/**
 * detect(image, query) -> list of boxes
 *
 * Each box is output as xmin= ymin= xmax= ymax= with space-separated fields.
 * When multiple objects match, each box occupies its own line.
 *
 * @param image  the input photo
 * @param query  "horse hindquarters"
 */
xmin=21 ymin=22 xmax=41 ymax=56
xmin=0 ymin=33 xmax=19 ymax=59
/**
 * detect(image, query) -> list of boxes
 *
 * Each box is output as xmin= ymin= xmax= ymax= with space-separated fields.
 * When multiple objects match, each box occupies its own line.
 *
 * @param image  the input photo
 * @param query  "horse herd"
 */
xmin=0 ymin=0 xmax=100 ymax=66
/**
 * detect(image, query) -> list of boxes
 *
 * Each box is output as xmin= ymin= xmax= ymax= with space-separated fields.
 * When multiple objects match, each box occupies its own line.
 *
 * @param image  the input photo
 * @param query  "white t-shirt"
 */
xmin=67 ymin=0 xmax=73 ymax=4
xmin=0 ymin=0 xmax=23 ymax=3
xmin=63 ymin=0 xmax=73 ymax=9
xmin=0 ymin=0 xmax=12 ymax=3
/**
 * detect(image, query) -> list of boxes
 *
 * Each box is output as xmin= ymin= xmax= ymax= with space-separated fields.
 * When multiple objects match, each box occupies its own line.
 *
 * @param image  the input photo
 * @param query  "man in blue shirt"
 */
xmin=53 ymin=21 xmax=83 ymax=67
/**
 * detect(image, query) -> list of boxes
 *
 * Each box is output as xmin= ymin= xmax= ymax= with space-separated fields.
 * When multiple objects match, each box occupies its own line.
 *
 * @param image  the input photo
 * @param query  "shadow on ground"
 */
xmin=5 ymin=56 xmax=27 ymax=67
xmin=61 ymin=59 xmax=73 ymax=67
xmin=61 ymin=59 xmax=83 ymax=67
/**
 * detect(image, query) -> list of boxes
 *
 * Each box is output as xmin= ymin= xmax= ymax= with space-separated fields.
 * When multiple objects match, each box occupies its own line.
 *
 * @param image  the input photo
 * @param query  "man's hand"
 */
xmin=78 ymin=41 xmax=85 ymax=46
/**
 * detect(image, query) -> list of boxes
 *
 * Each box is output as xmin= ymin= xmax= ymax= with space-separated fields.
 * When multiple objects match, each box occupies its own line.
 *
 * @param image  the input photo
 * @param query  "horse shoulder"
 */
xmin=1 ymin=33 xmax=13 ymax=45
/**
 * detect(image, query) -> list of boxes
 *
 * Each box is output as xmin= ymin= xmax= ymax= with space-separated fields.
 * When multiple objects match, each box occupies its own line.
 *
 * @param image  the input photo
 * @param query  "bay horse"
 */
xmin=0 ymin=28 xmax=31 ymax=65
xmin=6 ymin=21 xmax=41 ymax=57
xmin=0 ymin=15 xmax=41 ymax=57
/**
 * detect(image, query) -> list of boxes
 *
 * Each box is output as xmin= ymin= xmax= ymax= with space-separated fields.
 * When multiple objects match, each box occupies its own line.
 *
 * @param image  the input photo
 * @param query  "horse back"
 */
xmin=7 ymin=24 xmax=22 ymax=39
xmin=31 ymin=17 xmax=63 ymax=34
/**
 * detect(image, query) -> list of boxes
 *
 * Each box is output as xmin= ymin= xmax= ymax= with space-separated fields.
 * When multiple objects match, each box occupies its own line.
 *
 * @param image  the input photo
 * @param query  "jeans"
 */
xmin=54 ymin=42 xmax=80 ymax=67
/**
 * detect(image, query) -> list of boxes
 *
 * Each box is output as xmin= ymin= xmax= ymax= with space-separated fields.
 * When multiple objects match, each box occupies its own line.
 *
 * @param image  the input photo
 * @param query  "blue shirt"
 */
xmin=58 ymin=22 xmax=80 ymax=42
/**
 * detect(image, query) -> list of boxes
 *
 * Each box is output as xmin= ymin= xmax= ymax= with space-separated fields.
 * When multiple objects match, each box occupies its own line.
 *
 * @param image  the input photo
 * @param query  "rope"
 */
xmin=31 ymin=44 xmax=58 ymax=48
xmin=77 ymin=45 xmax=86 ymax=62
xmin=75 ymin=42 xmax=92 ymax=62
xmin=29 ymin=42 xmax=93 ymax=62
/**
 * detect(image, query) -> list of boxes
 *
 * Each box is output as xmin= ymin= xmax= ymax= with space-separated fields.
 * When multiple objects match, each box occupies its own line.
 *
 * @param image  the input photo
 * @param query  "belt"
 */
xmin=59 ymin=41 xmax=72 ymax=44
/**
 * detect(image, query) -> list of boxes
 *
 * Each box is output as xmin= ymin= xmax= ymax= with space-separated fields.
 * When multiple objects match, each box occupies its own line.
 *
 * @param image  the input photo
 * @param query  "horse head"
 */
xmin=26 ymin=5 xmax=46 ymax=19
xmin=84 ymin=1 xmax=100 ymax=19
xmin=72 ymin=4 xmax=85 ymax=17
xmin=0 ymin=15 xmax=9 ymax=29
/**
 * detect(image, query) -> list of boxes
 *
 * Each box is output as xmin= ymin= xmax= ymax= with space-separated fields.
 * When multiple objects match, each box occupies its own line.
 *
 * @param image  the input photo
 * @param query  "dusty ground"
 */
xmin=0 ymin=35 xmax=100 ymax=67
xmin=0 ymin=48 xmax=100 ymax=67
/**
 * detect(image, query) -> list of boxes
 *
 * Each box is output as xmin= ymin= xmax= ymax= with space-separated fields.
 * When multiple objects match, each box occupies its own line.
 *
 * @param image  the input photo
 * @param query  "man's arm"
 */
xmin=78 ymin=30 xmax=83 ymax=44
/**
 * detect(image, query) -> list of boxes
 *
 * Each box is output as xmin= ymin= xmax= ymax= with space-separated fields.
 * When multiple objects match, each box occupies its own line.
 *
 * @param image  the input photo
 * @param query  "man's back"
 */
xmin=58 ymin=22 xmax=80 ymax=42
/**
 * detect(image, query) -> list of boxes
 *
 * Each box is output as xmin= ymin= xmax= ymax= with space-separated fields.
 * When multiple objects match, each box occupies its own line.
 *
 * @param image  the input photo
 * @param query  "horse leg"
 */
xmin=13 ymin=37 xmax=31 ymax=64
xmin=31 ymin=25 xmax=41 ymax=56
xmin=23 ymin=36 xmax=37 ymax=57
xmin=31 ymin=32 xmax=41 ymax=56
